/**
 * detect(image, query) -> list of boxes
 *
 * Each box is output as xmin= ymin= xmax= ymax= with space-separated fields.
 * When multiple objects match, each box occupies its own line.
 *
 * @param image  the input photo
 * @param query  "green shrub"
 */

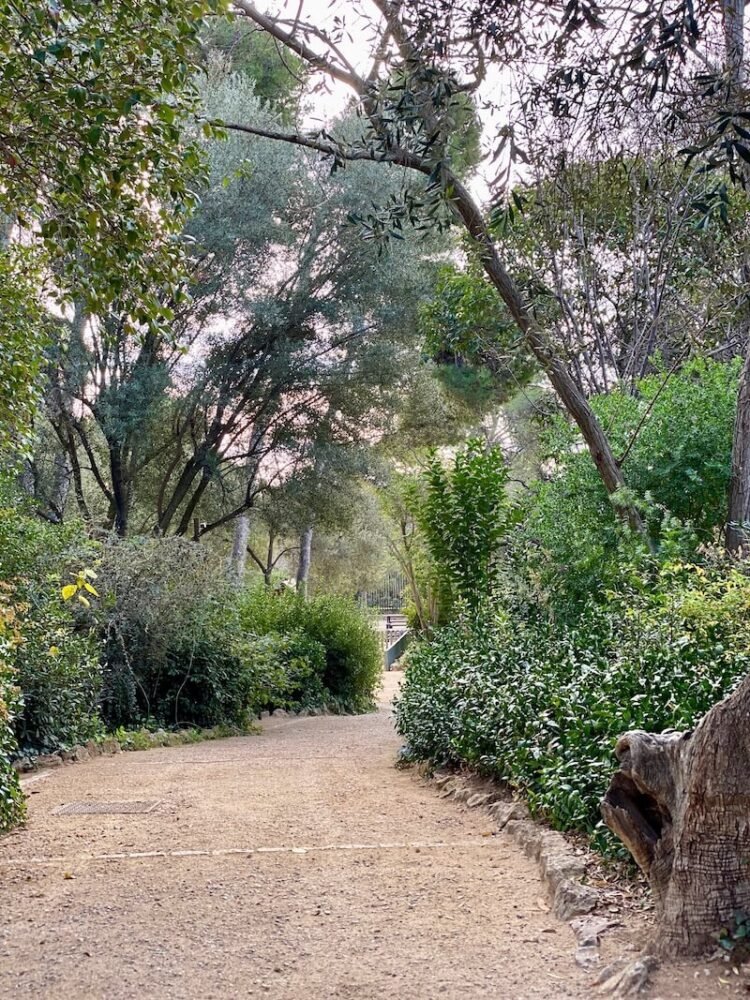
xmin=264 ymin=630 xmax=328 ymax=710
xmin=395 ymin=564 xmax=750 ymax=851
xmin=517 ymin=358 xmax=739 ymax=613
xmin=0 ymin=609 xmax=25 ymax=832
xmin=93 ymin=540 xmax=375 ymax=727
xmin=94 ymin=538 xmax=260 ymax=728
xmin=419 ymin=438 xmax=512 ymax=610
xmin=0 ymin=486 xmax=103 ymax=753
xmin=13 ymin=605 xmax=102 ymax=751
xmin=154 ymin=609 xmax=327 ymax=727
xmin=238 ymin=587 xmax=381 ymax=711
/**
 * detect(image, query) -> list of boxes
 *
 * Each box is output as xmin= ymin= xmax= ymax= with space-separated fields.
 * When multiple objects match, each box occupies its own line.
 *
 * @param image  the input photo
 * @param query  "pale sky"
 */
xmin=264 ymin=0 xmax=507 ymax=205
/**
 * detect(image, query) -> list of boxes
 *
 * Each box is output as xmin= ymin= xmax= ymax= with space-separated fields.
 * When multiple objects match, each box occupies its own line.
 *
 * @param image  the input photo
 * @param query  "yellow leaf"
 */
xmin=83 ymin=582 xmax=99 ymax=597
xmin=61 ymin=584 xmax=77 ymax=601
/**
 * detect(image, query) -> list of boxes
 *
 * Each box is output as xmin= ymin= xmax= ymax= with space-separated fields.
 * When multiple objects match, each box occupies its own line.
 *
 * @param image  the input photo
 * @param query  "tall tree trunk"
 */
xmin=227 ymin=514 xmax=251 ymax=584
xmin=263 ymin=530 xmax=276 ymax=587
xmin=226 ymin=435 xmax=266 ymax=581
xmin=296 ymin=526 xmax=313 ymax=598
xmin=47 ymin=450 xmax=72 ymax=522
xmin=725 ymin=0 xmax=749 ymax=551
xmin=450 ymin=177 xmax=648 ymax=537
xmin=724 ymin=0 xmax=746 ymax=80
xmin=156 ymin=453 xmax=204 ymax=535
xmin=727 ymin=340 xmax=750 ymax=551
xmin=61 ymin=428 xmax=90 ymax=522
xmin=18 ymin=459 xmax=36 ymax=498
xmin=602 ymin=672 xmax=750 ymax=955
xmin=109 ymin=448 xmax=130 ymax=537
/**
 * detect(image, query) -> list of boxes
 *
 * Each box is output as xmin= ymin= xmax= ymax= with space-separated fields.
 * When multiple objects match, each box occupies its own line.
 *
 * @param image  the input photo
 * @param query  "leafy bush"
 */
xmin=93 ymin=537 xmax=258 ymax=728
xmin=13 ymin=603 xmax=102 ymax=752
xmin=395 ymin=563 xmax=750 ymax=850
xmin=238 ymin=587 xmax=381 ymax=711
xmin=517 ymin=358 xmax=739 ymax=613
xmin=152 ymin=608 xmax=326 ymax=727
xmin=93 ymin=540 xmax=378 ymax=727
xmin=0 ymin=486 xmax=103 ymax=753
xmin=0 ymin=246 xmax=49 ymax=455
xmin=419 ymin=439 xmax=512 ymax=610
xmin=0 ymin=600 xmax=26 ymax=832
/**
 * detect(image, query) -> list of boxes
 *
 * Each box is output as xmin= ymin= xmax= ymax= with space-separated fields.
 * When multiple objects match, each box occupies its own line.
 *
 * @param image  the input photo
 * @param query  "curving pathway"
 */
xmin=0 ymin=674 xmax=729 ymax=999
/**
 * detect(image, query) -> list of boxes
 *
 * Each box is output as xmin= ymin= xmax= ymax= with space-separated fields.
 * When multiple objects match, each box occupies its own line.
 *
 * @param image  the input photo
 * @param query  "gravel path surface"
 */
xmin=0 ymin=673 xmax=738 ymax=999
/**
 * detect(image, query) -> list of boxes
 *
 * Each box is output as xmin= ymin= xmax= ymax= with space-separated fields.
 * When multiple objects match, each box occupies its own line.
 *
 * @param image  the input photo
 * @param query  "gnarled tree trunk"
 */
xmin=602 ymin=672 xmax=750 ymax=955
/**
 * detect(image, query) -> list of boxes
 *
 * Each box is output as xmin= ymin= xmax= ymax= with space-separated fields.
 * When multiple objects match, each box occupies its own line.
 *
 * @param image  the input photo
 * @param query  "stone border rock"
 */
xmin=13 ymin=705 xmax=330 ymax=776
xmin=13 ymin=738 xmax=122 ymax=776
xmin=426 ymin=769 xmax=601 ymax=920
xmin=421 ymin=767 xmax=659 ymax=995
xmin=259 ymin=706 xmax=333 ymax=720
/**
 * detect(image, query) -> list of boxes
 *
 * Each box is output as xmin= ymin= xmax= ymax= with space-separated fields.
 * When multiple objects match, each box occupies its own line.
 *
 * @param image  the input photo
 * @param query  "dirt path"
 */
xmin=0 ymin=674 xmax=738 ymax=999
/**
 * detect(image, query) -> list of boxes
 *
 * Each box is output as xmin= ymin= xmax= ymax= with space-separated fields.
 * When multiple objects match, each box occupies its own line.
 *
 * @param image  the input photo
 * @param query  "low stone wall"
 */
xmin=13 ymin=738 xmax=122 ymax=775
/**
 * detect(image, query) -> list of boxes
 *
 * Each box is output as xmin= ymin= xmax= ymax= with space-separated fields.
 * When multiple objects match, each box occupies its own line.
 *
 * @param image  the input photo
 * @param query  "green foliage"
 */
xmin=199 ymin=16 xmax=302 ymax=116
xmin=92 ymin=537 xmax=252 ymax=728
xmin=0 ymin=0 xmax=226 ymax=329
xmin=420 ymin=263 xmax=535 ymax=405
xmin=718 ymin=910 xmax=750 ymax=959
xmin=419 ymin=439 xmax=512 ymax=609
xmin=0 ymin=484 xmax=102 ymax=753
xmin=13 ymin=603 xmax=102 ymax=753
xmin=396 ymin=562 xmax=750 ymax=849
xmin=92 ymin=539 xmax=379 ymax=727
xmin=0 ymin=601 xmax=26 ymax=832
xmin=518 ymin=358 xmax=739 ymax=612
xmin=114 ymin=721 xmax=251 ymax=751
xmin=237 ymin=587 xmax=382 ymax=712
xmin=155 ymin=608 xmax=271 ymax=729
xmin=0 ymin=247 xmax=49 ymax=455
xmin=379 ymin=472 xmax=447 ymax=632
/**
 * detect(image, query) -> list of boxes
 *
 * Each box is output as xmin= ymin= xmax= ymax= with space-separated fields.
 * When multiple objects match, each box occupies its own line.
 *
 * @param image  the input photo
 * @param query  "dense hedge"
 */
xmin=237 ymin=587 xmax=382 ymax=712
xmin=0 ymin=494 xmax=102 ymax=754
xmin=0 ymin=637 xmax=25 ymax=833
xmin=395 ymin=565 xmax=750 ymax=850
xmin=96 ymin=542 xmax=381 ymax=728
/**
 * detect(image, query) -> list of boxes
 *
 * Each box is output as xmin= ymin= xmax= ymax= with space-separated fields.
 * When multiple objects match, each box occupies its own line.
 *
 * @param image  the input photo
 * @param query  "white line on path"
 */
xmin=0 ymin=838 xmax=501 ymax=867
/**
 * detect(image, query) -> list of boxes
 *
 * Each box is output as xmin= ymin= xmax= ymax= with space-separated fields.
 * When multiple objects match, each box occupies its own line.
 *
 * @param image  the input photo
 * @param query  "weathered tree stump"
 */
xmin=601 ymin=673 xmax=750 ymax=955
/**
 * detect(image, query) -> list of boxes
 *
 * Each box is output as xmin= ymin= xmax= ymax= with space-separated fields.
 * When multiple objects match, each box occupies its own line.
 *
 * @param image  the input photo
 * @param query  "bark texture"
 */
xmin=602 ymin=673 xmax=750 ymax=955
xmin=728 ymin=340 xmax=750 ymax=551
xmin=724 ymin=0 xmax=746 ymax=80
xmin=296 ymin=526 xmax=313 ymax=599
xmin=227 ymin=514 xmax=251 ymax=584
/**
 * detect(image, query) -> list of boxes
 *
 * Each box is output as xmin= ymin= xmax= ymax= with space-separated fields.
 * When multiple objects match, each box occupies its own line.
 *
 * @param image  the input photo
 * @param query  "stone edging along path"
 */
xmin=418 ymin=767 xmax=600 ymax=921
xmin=14 ymin=737 xmax=122 ymax=777
xmin=415 ymin=766 xmax=660 ymax=996
xmin=12 ymin=706 xmax=331 ymax=779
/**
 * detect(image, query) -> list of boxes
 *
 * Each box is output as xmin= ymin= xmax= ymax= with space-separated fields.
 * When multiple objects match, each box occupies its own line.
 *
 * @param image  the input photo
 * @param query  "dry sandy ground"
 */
xmin=0 ymin=673 xmax=745 ymax=1000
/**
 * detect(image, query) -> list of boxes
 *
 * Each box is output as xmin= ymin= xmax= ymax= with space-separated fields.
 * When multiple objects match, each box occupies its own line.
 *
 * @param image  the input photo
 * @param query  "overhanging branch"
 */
xmin=221 ymin=120 xmax=428 ymax=174
xmin=231 ymin=0 xmax=365 ymax=90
